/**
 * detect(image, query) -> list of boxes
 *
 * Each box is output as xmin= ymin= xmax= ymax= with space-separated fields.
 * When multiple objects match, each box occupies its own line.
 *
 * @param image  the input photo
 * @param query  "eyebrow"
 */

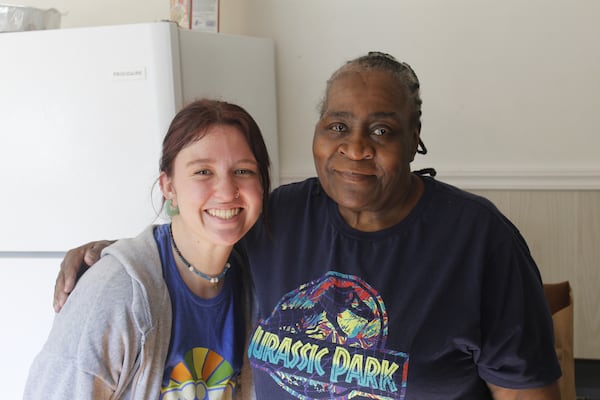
xmin=324 ymin=110 xmax=403 ymax=121
xmin=185 ymin=158 xmax=258 ymax=167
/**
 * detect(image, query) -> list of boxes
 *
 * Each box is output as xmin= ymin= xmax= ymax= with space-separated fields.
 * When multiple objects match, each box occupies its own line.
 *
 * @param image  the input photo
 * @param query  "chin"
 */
xmin=328 ymin=184 xmax=373 ymax=203
xmin=335 ymin=196 xmax=374 ymax=213
xmin=214 ymin=238 xmax=243 ymax=247
xmin=210 ymin=231 xmax=246 ymax=246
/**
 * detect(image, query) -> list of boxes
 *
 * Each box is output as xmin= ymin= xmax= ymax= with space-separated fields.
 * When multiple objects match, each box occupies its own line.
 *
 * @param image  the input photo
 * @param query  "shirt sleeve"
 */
xmin=476 ymin=220 xmax=561 ymax=388
xmin=23 ymin=258 xmax=141 ymax=400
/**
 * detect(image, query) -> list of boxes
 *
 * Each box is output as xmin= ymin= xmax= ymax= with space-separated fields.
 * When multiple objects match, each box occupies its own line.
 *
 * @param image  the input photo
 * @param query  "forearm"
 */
xmin=487 ymin=382 xmax=561 ymax=400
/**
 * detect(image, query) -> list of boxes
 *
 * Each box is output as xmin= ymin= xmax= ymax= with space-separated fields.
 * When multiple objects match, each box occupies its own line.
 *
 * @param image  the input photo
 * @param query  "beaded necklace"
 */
xmin=168 ymin=224 xmax=230 ymax=286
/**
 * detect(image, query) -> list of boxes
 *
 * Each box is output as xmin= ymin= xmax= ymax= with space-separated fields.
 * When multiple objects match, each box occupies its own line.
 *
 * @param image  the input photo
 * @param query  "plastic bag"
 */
xmin=0 ymin=4 xmax=61 ymax=32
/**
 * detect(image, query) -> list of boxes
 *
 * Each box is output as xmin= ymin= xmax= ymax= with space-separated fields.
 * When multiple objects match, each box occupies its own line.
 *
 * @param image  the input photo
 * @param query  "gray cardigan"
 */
xmin=24 ymin=226 xmax=173 ymax=399
xmin=24 ymin=225 xmax=255 ymax=399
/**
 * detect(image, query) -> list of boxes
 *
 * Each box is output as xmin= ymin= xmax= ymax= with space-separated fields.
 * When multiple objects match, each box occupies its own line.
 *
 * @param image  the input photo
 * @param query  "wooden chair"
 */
xmin=543 ymin=281 xmax=576 ymax=400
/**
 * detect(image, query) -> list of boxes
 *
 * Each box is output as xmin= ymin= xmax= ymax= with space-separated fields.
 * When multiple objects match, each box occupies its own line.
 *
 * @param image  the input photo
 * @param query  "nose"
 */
xmin=215 ymin=176 xmax=239 ymax=201
xmin=338 ymin=132 xmax=374 ymax=160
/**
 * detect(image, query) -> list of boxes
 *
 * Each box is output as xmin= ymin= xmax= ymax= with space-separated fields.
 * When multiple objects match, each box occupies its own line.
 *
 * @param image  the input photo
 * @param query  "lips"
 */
xmin=206 ymin=208 xmax=242 ymax=219
xmin=335 ymin=169 xmax=376 ymax=181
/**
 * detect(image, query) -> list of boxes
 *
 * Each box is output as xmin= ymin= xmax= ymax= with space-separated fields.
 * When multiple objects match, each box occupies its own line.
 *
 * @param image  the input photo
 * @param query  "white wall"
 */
xmin=16 ymin=0 xmax=600 ymax=188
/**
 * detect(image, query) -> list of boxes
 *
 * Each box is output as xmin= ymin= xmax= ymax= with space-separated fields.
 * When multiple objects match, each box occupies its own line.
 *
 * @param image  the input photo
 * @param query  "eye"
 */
xmin=330 ymin=123 xmax=347 ymax=133
xmin=372 ymin=127 xmax=387 ymax=136
xmin=194 ymin=169 xmax=211 ymax=175
xmin=234 ymin=168 xmax=256 ymax=176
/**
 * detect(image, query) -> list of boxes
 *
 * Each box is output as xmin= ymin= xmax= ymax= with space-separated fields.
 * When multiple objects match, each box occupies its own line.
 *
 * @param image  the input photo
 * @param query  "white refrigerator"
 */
xmin=0 ymin=21 xmax=278 ymax=397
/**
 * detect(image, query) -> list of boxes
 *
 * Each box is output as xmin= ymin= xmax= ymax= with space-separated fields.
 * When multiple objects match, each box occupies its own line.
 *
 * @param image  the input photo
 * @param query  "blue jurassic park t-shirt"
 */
xmin=238 ymin=177 xmax=561 ymax=399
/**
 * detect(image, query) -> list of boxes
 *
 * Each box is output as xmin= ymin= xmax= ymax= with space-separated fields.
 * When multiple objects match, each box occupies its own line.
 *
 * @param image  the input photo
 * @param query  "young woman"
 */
xmin=24 ymin=99 xmax=270 ymax=400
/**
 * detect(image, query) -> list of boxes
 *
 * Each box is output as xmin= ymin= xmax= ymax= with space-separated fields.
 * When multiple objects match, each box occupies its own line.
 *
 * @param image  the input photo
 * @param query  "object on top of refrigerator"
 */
xmin=0 ymin=4 xmax=61 ymax=32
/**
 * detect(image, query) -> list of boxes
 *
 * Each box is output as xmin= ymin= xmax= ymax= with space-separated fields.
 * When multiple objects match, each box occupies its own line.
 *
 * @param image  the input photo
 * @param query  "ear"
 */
xmin=409 ymin=125 xmax=421 ymax=162
xmin=159 ymin=171 xmax=176 ymax=204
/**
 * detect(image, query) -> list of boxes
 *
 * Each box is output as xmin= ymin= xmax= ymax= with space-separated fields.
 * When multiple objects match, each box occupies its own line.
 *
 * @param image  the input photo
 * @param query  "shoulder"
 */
xmin=102 ymin=226 xmax=165 ymax=289
xmin=423 ymin=177 xmax=514 ymax=229
xmin=425 ymin=177 xmax=499 ymax=213
xmin=98 ymin=225 xmax=170 ymax=329
xmin=242 ymin=178 xmax=325 ymax=246
xmin=419 ymin=177 xmax=532 ymax=256
xmin=268 ymin=177 xmax=330 ymax=223
xmin=265 ymin=177 xmax=325 ymax=220
xmin=104 ymin=225 xmax=161 ymax=266
xmin=270 ymin=177 xmax=321 ymax=202
xmin=67 ymin=229 xmax=162 ymax=320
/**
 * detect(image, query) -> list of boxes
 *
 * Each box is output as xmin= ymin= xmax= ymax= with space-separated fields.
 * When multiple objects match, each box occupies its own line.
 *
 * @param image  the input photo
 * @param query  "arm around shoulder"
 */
xmin=54 ymin=239 xmax=115 ymax=312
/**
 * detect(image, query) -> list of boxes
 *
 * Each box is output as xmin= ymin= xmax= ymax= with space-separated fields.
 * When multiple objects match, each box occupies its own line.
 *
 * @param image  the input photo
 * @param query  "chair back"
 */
xmin=543 ymin=281 xmax=575 ymax=400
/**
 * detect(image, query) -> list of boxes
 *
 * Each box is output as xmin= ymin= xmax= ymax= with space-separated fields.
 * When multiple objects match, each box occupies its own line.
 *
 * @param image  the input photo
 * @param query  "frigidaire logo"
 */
xmin=112 ymin=68 xmax=146 ymax=80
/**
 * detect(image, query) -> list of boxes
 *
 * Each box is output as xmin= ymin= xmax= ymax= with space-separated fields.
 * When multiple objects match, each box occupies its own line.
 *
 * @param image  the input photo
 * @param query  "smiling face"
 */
xmin=161 ymin=124 xmax=263 ymax=247
xmin=313 ymin=69 xmax=420 ymax=229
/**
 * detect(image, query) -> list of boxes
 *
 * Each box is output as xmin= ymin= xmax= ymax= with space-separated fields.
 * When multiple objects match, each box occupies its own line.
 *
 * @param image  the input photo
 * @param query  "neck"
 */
xmin=338 ymin=173 xmax=423 ymax=232
xmin=168 ymin=222 xmax=233 ymax=297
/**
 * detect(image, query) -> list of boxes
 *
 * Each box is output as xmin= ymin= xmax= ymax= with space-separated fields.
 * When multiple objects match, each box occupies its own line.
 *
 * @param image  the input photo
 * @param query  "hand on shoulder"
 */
xmin=53 ymin=240 xmax=115 ymax=312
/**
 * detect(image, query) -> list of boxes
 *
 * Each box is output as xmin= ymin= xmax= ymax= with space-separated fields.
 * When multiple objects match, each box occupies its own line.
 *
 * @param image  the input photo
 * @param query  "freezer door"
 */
xmin=0 ymin=22 xmax=180 ymax=252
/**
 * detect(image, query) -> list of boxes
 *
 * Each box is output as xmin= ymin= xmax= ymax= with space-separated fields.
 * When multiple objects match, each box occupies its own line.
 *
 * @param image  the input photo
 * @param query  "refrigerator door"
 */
xmin=0 ymin=22 xmax=181 ymax=252
xmin=0 ymin=257 xmax=58 ymax=398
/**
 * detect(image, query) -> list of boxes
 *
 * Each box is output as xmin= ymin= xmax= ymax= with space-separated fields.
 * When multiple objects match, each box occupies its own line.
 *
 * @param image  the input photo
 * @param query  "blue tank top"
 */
xmin=153 ymin=224 xmax=245 ymax=400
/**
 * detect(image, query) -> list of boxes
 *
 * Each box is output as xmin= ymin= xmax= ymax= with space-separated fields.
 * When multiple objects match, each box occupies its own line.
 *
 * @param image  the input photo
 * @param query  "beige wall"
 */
xmin=471 ymin=190 xmax=600 ymax=359
xmin=12 ymin=0 xmax=169 ymax=27
xmin=14 ymin=0 xmax=600 ymax=358
xmin=11 ymin=0 xmax=247 ymax=32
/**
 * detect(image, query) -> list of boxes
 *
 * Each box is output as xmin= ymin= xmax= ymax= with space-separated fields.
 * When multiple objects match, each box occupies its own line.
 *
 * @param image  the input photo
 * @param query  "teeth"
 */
xmin=207 ymin=208 xmax=241 ymax=219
